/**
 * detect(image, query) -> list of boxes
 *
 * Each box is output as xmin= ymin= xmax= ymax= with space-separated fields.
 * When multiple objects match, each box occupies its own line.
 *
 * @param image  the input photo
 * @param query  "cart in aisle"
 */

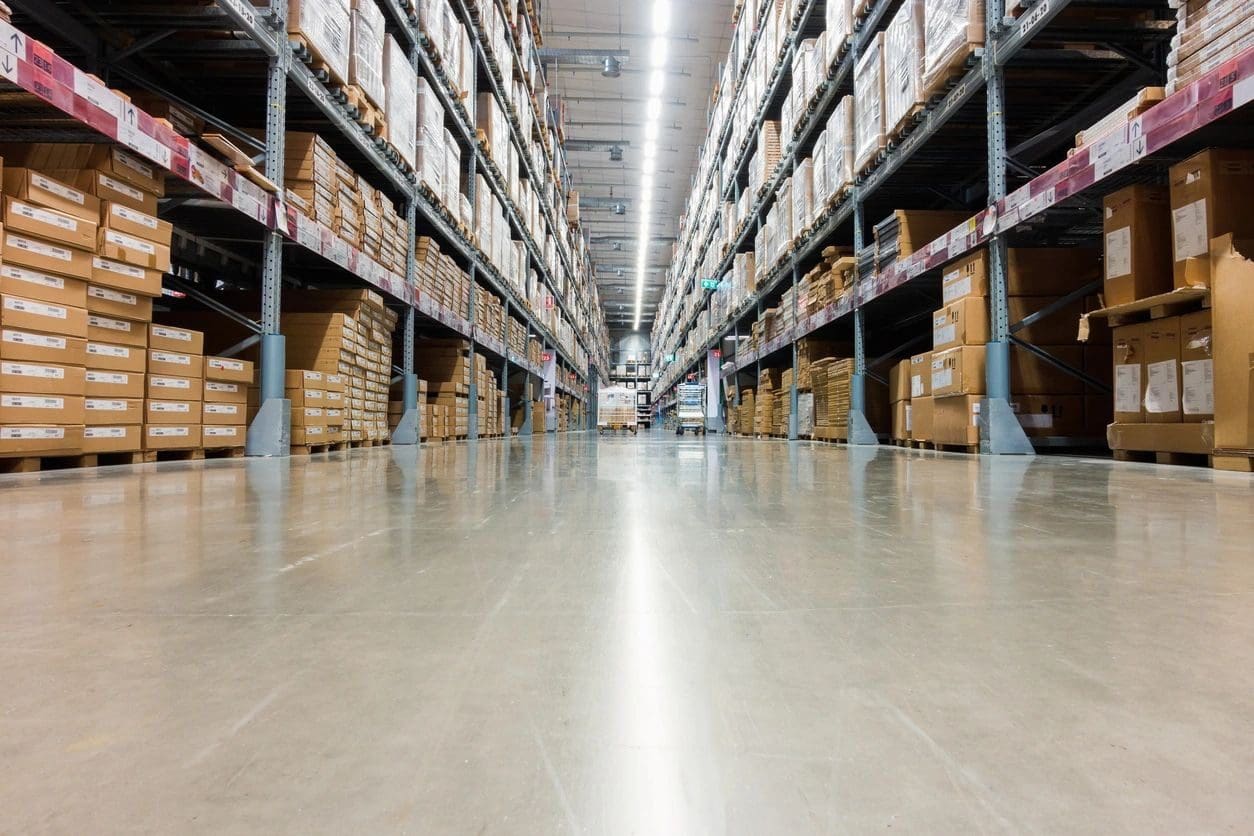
xmin=597 ymin=387 xmax=638 ymax=434
xmin=676 ymin=384 xmax=707 ymax=435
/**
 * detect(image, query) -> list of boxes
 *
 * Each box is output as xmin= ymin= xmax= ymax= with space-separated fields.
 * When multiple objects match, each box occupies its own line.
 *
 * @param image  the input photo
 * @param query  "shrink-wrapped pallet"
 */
xmin=854 ymin=33 xmax=887 ymax=173
xmin=349 ymin=0 xmax=386 ymax=110
xmin=289 ymin=0 xmax=352 ymax=86
xmin=382 ymin=35 xmax=416 ymax=168
xmin=923 ymin=0 xmax=985 ymax=94
xmin=884 ymin=0 xmax=925 ymax=137
xmin=416 ymin=78 xmax=444 ymax=194
xmin=793 ymin=159 xmax=814 ymax=235
xmin=812 ymin=131 xmax=829 ymax=207
xmin=826 ymin=0 xmax=854 ymax=65
xmin=827 ymin=95 xmax=855 ymax=198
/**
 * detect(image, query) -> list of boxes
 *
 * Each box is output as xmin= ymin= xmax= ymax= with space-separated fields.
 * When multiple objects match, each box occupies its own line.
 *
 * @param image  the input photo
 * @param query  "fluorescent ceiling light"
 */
xmin=645 ymin=122 xmax=659 ymax=141
xmin=646 ymin=98 xmax=662 ymax=120
xmin=649 ymin=69 xmax=665 ymax=97
xmin=650 ymin=37 xmax=667 ymax=69
xmin=643 ymin=141 xmax=657 ymax=159
xmin=652 ymin=0 xmax=671 ymax=34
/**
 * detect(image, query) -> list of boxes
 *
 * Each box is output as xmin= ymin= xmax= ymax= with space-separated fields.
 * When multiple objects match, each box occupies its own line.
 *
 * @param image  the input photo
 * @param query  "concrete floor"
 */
xmin=1 ymin=433 xmax=1252 ymax=833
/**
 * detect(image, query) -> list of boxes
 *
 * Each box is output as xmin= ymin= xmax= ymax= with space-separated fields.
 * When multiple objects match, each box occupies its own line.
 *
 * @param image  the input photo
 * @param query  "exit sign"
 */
xmin=665 ymin=354 xmax=676 ymax=362
xmin=701 ymin=278 xmax=718 ymax=290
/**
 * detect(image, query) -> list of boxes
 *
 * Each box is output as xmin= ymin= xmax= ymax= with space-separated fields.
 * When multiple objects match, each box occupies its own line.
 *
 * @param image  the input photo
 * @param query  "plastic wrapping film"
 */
xmin=383 ymin=35 xmax=417 ymax=169
xmin=811 ymin=132 xmax=828 ymax=207
xmin=826 ymin=0 xmax=854 ymax=65
xmin=793 ymin=159 xmax=814 ymax=235
xmin=290 ymin=0 xmax=353 ymax=85
xmin=415 ymin=78 xmax=444 ymax=194
xmin=854 ymin=33 xmax=886 ymax=173
xmin=828 ymin=95 xmax=855 ymax=197
xmin=418 ymin=0 xmax=447 ymax=47
xmin=923 ymin=0 xmax=985 ymax=93
xmin=349 ymin=0 xmax=386 ymax=110
xmin=884 ymin=0 xmax=925 ymax=136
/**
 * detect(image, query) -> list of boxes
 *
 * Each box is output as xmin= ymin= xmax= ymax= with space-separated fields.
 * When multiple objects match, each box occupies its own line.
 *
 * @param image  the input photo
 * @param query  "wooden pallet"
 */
xmin=290 ymin=34 xmax=346 ymax=88
xmin=1113 ymin=449 xmax=1211 ymax=468
xmin=291 ymin=441 xmax=349 ymax=456
xmin=203 ymin=446 xmax=247 ymax=460
xmin=933 ymin=442 xmax=980 ymax=454
xmin=144 ymin=448 xmax=205 ymax=463
xmin=1211 ymin=450 xmax=1254 ymax=473
xmin=0 ymin=450 xmax=147 ymax=474
xmin=920 ymin=46 xmax=981 ymax=105
xmin=1084 ymin=287 xmax=1209 ymax=328
xmin=888 ymin=101 xmax=927 ymax=142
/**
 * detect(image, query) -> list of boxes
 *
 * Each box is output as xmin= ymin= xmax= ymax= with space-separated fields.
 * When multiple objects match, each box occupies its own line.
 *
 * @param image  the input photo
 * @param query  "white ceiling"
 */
xmin=542 ymin=0 xmax=734 ymax=336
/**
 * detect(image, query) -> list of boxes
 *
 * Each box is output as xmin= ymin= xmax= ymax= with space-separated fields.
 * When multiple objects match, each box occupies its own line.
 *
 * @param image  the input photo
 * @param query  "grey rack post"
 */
xmin=789 ymin=261 xmax=799 ymax=440
xmin=733 ymin=320 xmax=741 ymax=406
xmin=393 ymin=195 xmax=421 ymax=445
xmin=247 ymin=38 xmax=290 ymax=457
xmin=466 ymin=151 xmax=479 ymax=441
xmin=501 ymin=300 xmax=512 ymax=435
xmin=848 ymin=192 xmax=878 ymax=446
xmin=983 ymin=0 xmax=1034 ymax=455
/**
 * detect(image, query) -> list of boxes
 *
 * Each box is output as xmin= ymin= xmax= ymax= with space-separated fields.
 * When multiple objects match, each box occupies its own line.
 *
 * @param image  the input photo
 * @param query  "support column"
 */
xmin=788 ymin=262 xmax=799 ymax=440
xmin=848 ymin=192 xmax=878 ymax=446
xmin=466 ymin=150 xmax=479 ymax=442
xmin=706 ymin=349 xmax=725 ymax=433
xmin=733 ymin=320 xmax=741 ymax=406
xmin=247 ymin=46 xmax=290 ymax=457
xmin=500 ymin=301 xmax=511 ymax=437
xmin=394 ymin=307 xmax=420 ymax=445
xmin=542 ymin=349 xmax=556 ymax=432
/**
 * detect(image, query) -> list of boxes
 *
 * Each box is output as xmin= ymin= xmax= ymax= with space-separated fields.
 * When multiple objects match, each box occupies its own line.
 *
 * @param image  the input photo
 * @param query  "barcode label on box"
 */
xmin=152 ymin=351 xmax=190 ymax=365
xmin=88 ymin=343 xmax=130 ymax=358
xmin=84 ymin=427 xmax=127 ymax=439
xmin=93 ymin=257 xmax=144 ymax=278
xmin=104 ymin=229 xmax=156 ymax=256
xmin=207 ymin=357 xmax=244 ymax=372
xmin=5 ymin=297 xmax=68 ymax=319
xmin=149 ymin=401 xmax=190 ymax=413
xmin=205 ymin=381 xmax=239 ymax=393
xmin=8 ymin=233 xmax=72 ymax=261
xmin=3 ymin=362 xmax=63 ymax=378
xmin=88 ymin=286 xmax=138 ymax=304
xmin=1 ymin=427 xmax=64 ymax=440
xmin=148 ymin=426 xmax=190 ymax=437
xmin=89 ymin=315 xmax=131 ymax=332
xmin=86 ymin=371 xmax=129 ymax=384
xmin=32 ymin=173 xmax=87 ymax=205
xmin=152 ymin=377 xmax=190 ymax=389
xmin=99 ymin=174 xmax=144 ymax=201
xmin=205 ymin=403 xmax=238 ymax=414
xmin=152 ymin=326 xmax=192 ymax=341
xmin=1 ymin=395 xmax=63 ymax=408
xmin=12 ymin=201 xmax=78 ymax=232
xmin=86 ymin=399 xmax=128 ymax=411
xmin=1 ymin=264 xmax=65 ymax=289
xmin=204 ymin=426 xmax=240 ymax=437
xmin=111 ymin=204 xmax=159 ymax=229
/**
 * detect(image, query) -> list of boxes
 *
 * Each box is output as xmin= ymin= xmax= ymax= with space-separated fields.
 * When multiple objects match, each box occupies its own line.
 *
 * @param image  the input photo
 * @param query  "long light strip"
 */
xmin=634 ymin=0 xmax=670 ymax=332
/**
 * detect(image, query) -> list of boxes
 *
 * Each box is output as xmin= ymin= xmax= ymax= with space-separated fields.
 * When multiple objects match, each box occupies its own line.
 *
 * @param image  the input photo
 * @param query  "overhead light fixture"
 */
xmin=649 ymin=69 xmax=665 ymax=97
xmin=646 ymin=98 xmax=661 ymax=120
xmin=653 ymin=0 xmax=671 ymax=34
xmin=601 ymin=55 xmax=622 ymax=78
xmin=609 ymin=145 xmax=623 ymax=162
xmin=635 ymin=0 xmax=672 ymax=333
xmin=613 ymin=203 xmax=626 ymax=215
xmin=650 ymin=37 xmax=667 ymax=69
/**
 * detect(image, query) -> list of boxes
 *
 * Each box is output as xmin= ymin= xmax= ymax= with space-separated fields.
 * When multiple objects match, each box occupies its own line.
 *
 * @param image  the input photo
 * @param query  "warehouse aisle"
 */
xmin=2 ymin=436 xmax=1252 ymax=833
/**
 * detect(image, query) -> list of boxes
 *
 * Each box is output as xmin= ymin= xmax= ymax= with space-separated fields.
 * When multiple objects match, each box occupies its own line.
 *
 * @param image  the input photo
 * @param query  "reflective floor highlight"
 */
xmin=1 ymin=432 xmax=1252 ymax=833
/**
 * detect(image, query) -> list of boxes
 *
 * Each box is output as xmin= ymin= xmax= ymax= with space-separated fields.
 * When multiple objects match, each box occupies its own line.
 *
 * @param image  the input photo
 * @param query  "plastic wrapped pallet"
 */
xmin=793 ymin=159 xmax=814 ymax=235
xmin=854 ymin=33 xmax=887 ymax=173
xmin=811 ymin=132 xmax=829 ymax=207
xmin=884 ymin=0 xmax=925 ymax=138
xmin=289 ymin=0 xmax=352 ymax=86
xmin=382 ymin=35 xmax=416 ymax=169
xmin=826 ymin=0 xmax=854 ymax=64
xmin=349 ymin=0 xmax=386 ymax=110
xmin=923 ymin=0 xmax=985 ymax=94
xmin=827 ymin=95 xmax=855 ymax=198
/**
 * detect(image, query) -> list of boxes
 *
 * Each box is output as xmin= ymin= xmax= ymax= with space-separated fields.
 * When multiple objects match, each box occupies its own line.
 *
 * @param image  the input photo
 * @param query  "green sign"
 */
xmin=665 ymin=354 xmax=676 ymax=363
xmin=701 ymin=278 xmax=719 ymax=290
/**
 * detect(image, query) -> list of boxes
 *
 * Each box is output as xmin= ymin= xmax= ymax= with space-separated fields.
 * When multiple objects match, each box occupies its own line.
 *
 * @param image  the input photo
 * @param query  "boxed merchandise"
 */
xmin=889 ymin=358 xmax=912 ymax=402
xmin=1178 ymin=309 xmax=1213 ymax=422
xmin=1112 ymin=321 xmax=1148 ymax=423
xmin=3 ymin=230 xmax=93 ymax=280
xmin=854 ymin=32 xmax=886 ymax=172
xmin=2 ymin=294 xmax=88 ymax=338
xmin=1168 ymin=148 xmax=1254 ymax=287
xmin=87 ymin=340 xmax=145 ymax=373
xmin=883 ymin=0 xmax=925 ymax=137
xmin=2 ymin=168 xmax=100 ymax=221
xmin=1 ymin=360 xmax=84 ymax=396
xmin=99 ymin=202 xmax=172 ymax=248
xmin=203 ymin=401 xmax=247 ymax=425
xmin=933 ymin=394 xmax=980 ymax=445
xmin=203 ymin=425 xmax=246 ymax=449
xmin=149 ymin=324 xmax=205 ymax=355
xmin=148 ymin=348 xmax=201 ymax=377
xmin=4 ymin=196 xmax=97 ymax=251
xmin=145 ymin=399 xmax=202 ymax=425
xmin=86 ymin=313 xmax=146 ymax=347
xmin=1104 ymin=184 xmax=1172 ymax=305
xmin=85 ymin=369 xmax=143 ymax=398
xmin=144 ymin=424 xmax=198 ymax=450
xmin=205 ymin=356 xmax=254 ymax=384
xmin=940 ymin=246 xmax=1102 ymax=303
xmin=96 ymin=227 xmax=171 ymax=272
xmin=0 ymin=425 xmax=83 ymax=456
xmin=910 ymin=351 xmax=932 ymax=397
xmin=0 ymin=328 xmax=86 ymax=367
xmin=81 ymin=424 xmax=141 ymax=453
xmin=932 ymin=297 xmax=988 ymax=351
xmin=923 ymin=0 xmax=985 ymax=94
xmin=931 ymin=345 xmax=985 ymax=397
xmin=89 ymin=256 xmax=162 ymax=296
xmin=383 ymin=35 xmax=418 ymax=168
xmin=0 ymin=393 xmax=84 ymax=425
xmin=0 ymin=264 xmax=87 ymax=308
xmin=288 ymin=0 xmax=353 ymax=85
xmin=1143 ymin=316 xmax=1182 ymax=422
xmin=892 ymin=399 xmax=911 ymax=440
xmin=146 ymin=373 xmax=199 ymax=400
xmin=1211 ymin=235 xmax=1254 ymax=451
xmin=911 ymin=394 xmax=934 ymax=441
xmin=83 ymin=397 xmax=142 ymax=425
xmin=349 ymin=0 xmax=386 ymax=109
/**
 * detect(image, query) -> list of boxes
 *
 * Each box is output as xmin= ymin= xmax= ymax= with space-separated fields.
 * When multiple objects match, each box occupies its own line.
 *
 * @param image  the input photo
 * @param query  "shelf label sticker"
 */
xmin=118 ymin=102 xmax=172 ymax=170
xmin=1237 ymin=73 xmax=1254 ymax=111
xmin=1019 ymin=186 xmax=1056 ymax=224
xmin=73 ymin=68 xmax=122 ymax=122
xmin=1092 ymin=128 xmax=1132 ymax=180
xmin=1114 ymin=364 xmax=1141 ymax=414
xmin=0 ymin=21 xmax=27 ymax=62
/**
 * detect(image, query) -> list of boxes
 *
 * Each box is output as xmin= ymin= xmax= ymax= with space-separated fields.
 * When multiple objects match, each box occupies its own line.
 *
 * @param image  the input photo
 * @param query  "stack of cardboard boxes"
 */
xmin=416 ymin=339 xmax=474 ymax=439
xmin=203 ymin=355 xmax=254 ymax=450
xmin=275 ymin=369 xmax=348 ymax=448
xmin=145 ymin=324 xmax=205 ymax=452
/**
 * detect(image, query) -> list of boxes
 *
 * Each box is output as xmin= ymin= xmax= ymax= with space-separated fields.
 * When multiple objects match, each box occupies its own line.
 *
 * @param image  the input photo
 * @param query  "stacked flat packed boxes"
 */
xmin=825 ymin=96 xmax=856 ymax=202
xmin=809 ymin=357 xmax=841 ymax=438
xmin=146 ymin=325 xmax=204 ymax=452
xmin=281 ymin=370 xmax=331 ymax=448
xmin=890 ymin=358 xmax=912 ymax=440
xmin=758 ymin=121 xmax=782 ymax=195
xmin=738 ymin=389 xmax=756 ymax=435
xmin=922 ymin=0 xmax=985 ymax=98
xmin=779 ymin=368 xmax=794 ymax=434
xmin=1073 ymin=88 xmax=1165 ymax=153
xmin=754 ymin=368 xmax=781 ymax=434
xmin=874 ymin=209 xmax=971 ymax=275
xmin=796 ymin=338 xmax=845 ymax=390
xmin=1166 ymin=0 xmax=1253 ymax=93
xmin=854 ymin=32 xmax=887 ymax=174
xmin=285 ymin=133 xmax=338 ymax=230
xmin=202 ymin=356 xmax=254 ymax=450
xmin=476 ymin=291 xmax=507 ymax=345
xmin=883 ymin=0 xmax=925 ymax=138
xmin=416 ymin=339 xmax=473 ymax=438
xmin=932 ymin=247 xmax=1109 ymax=446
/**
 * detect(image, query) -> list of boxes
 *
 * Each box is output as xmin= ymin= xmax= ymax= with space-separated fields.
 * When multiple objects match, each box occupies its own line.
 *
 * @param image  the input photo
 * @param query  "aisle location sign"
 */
xmin=701 ymin=279 xmax=718 ymax=290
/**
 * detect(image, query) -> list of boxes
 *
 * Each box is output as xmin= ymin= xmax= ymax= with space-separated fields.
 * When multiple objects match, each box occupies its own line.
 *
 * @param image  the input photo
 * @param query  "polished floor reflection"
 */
xmin=1 ymin=433 xmax=1252 ymax=833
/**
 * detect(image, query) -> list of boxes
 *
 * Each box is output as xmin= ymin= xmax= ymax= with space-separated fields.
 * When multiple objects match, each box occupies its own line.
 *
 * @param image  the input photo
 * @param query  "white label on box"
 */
xmin=3 ymin=329 xmax=65 ymax=349
xmin=1172 ymin=198 xmax=1208 ymax=260
xmin=104 ymin=229 xmax=157 ymax=256
xmin=88 ymin=285 xmax=139 ymax=305
xmin=303 ymin=371 xmax=322 ymax=381
xmin=942 ymin=273 xmax=971 ymax=304
xmin=5 ymin=297 xmax=67 ymax=319
xmin=115 ymin=148 xmax=156 ymax=179
xmin=933 ymin=323 xmax=956 ymax=347
xmin=205 ymin=381 xmax=240 ymax=394
xmin=72 ymin=69 xmax=122 ymax=120
xmin=1145 ymin=360 xmax=1179 ymax=413
xmin=86 ymin=399 xmax=128 ymax=411
xmin=205 ymin=403 xmax=239 ymax=415
xmin=12 ymin=201 xmax=78 ymax=232
xmin=1105 ymin=227 xmax=1132 ymax=279
xmin=152 ymin=326 xmax=192 ymax=342
xmin=88 ymin=343 xmax=130 ymax=358
xmin=150 ymin=401 xmax=190 ymax=413
xmin=207 ymin=357 xmax=244 ymax=372
xmin=99 ymin=174 xmax=144 ymax=202
xmin=1 ymin=427 xmax=64 ymax=440
xmin=1 ymin=264 xmax=65 ymax=289
xmin=84 ymin=427 xmax=127 ymax=439
xmin=93 ymin=257 xmax=145 ymax=279
xmin=904 ymin=403 xmax=912 ymax=432
xmin=1 ymin=394 xmax=63 ymax=408
xmin=304 ymin=408 xmax=323 ymax=417
xmin=1018 ymin=413 xmax=1054 ymax=429
xmin=8 ymin=233 xmax=72 ymax=262
xmin=152 ymin=351 xmax=191 ymax=365
xmin=111 ymin=204 xmax=159 ymax=229
xmin=326 ymin=391 xmax=343 ymax=402
xmin=149 ymin=426 xmax=190 ymax=437
xmin=1181 ymin=359 xmax=1214 ymax=415
xmin=910 ymin=374 xmax=925 ymax=398
xmin=86 ymin=371 xmax=128 ymax=384
xmin=152 ymin=376 xmax=190 ymax=389
xmin=932 ymin=368 xmax=954 ymax=390
xmin=31 ymin=172 xmax=87 ymax=206
xmin=325 ymin=409 xmax=342 ymax=419
xmin=3 ymin=362 xmax=63 ymax=379
xmin=1115 ymin=364 xmax=1141 ymax=413
xmin=89 ymin=315 xmax=131 ymax=332
xmin=204 ymin=426 xmax=240 ymax=437
xmin=303 ymin=426 xmax=325 ymax=436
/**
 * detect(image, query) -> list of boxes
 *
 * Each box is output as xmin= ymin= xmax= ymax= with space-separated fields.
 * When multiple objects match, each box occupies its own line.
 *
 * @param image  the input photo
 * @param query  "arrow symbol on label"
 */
xmin=9 ymin=33 xmax=21 ymax=53
xmin=1 ymin=55 xmax=11 ymax=75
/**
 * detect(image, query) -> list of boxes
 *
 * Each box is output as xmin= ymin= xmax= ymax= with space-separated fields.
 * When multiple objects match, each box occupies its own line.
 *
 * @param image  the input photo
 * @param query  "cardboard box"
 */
xmin=0 ymin=264 xmax=87 ymax=309
xmin=910 ymin=395 xmax=934 ymax=441
xmin=203 ymin=379 xmax=248 ymax=403
xmin=81 ymin=424 xmax=141 ymax=453
xmin=148 ymin=349 xmax=202 ymax=377
xmin=86 ymin=313 xmax=147 ymax=347
xmin=940 ymin=247 xmax=1101 ymax=303
xmin=202 ymin=424 xmax=246 ymax=448
xmin=1143 ymin=316 xmax=1181 ymax=422
xmin=1103 ymin=184 xmax=1173 ymax=306
xmin=86 ymin=284 xmax=153 ymax=321
xmin=84 ymin=397 xmax=142 ymax=425
xmin=72 ymin=169 xmax=159 ymax=215
xmin=85 ymin=368 xmax=144 ymax=398
xmin=909 ymin=352 xmax=932 ymax=397
xmin=202 ymin=401 xmax=247 ymax=425
xmin=90 ymin=256 xmax=163 ymax=297
xmin=99 ymin=202 xmax=172 ymax=246
xmin=287 ymin=387 xmax=326 ymax=406
xmin=932 ymin=297 xmax=988 ymax=351
xmin=889 ymin=358 xmax=911 ymax=403
xmin=891 ymin=398 xmax=910 ymax=439
xmin=0 ymin=424 xmax=83 ymax=456
xmin=1112 ymin=321 xmax=1148 ymax=422
xmin=291 ymin=406 xmax=329 ymax=427
xmin=144 ymin=424 xmax=198 ymax=450
xmin=0 ymin=393 xmax=84 ymax=424
xmin=0 ymin=360 xmax=84 ymax=396
xmin=4 ymin=196 xmax=96 ymax=251
xmin=3 ymin=231 xmax=93 ymax=280
xmin=934 ymin=395 xmax=981 ymax=445
xmin=286 ymin=369 xmax=324 ymax=388
xmin=147 ymin=373 xmax=201 ymax=400
xmin=3 ymin=168 xmax=100 ymax=222
xmin=204 ymin=356 xmax=254 ymax=383
xmin=90 ymin=146 xmax=165 ymax=197
xmin=291 ymin=424 xmax=328 ymax=446
xmin=1211 ymin=235 xmax=1254 ymax=450
xmin=97 ymin=227 xmax=172 ymax=271
xmin=1107 ymin=422 xmax=1214 ymax=455
xmin=1011 ymin=395 xmax=1088 ymax=437
xmin=145 ymin=399 xmax=202 ymax=424
xmin=149 ymin=324 xmax=204 ymax=354
xmin=1 ymin=294 xmax=88 ymax=339
xmin=87 ymin=341 xmax=145 ymax=373
xmin=931 ymin=346 xmax=986 ymax=397
xmin=323 ymin=372 xmax=347 ymax=393
xmin=1179 ymin=310 xmax=1213 ymax=422
xmin=1169 ymin=149 xmax=1254 ymax=289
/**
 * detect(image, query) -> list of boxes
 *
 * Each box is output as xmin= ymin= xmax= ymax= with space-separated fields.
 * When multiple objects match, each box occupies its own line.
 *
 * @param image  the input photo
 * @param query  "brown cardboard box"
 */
xmin=1211 ymin=235 xmax=1254 ymax=450
xmin=1 ymin=294 xmax=88 ymax=339
xmin=911 ymin=395 xmax=934 ymax=441
xmin=1169 ymin=149 xmax=1254 ymax=288
xmin=84 ymin=397 xmax=142 ymax=425
xmin=0 ymin=393 xmax=84 ymax=424
xmin=0 ymin=264 xmax=87 ymax=308
xmin=85 ymin=369 xmax=144 ymax=398
xmin=932 ymin=298 xmax=988 ymax=351
xmin=3 ymin=168 xmax=101 ymax=222
xmin=146 ymin=373 xmax=201 ymax=400
xmin=202 ymin=401 xmax=246 ymax=425
xmin=286 ymin=387 xmax=326 ymax=406
xmin=1143 ymin=316 xmax=1182 ymax=422
xmin=144 ymin=424 xmax=198 ymax=450
xmin=68 ymin=170 xmax=159 ymax=215
xmin=4 ymin=197 xmax=96 ymax=251
xmin=323 ymin=373 xmax=347 ymax=393
xmin=934 ymin=395 xmax=981 ymax=445
xmin=1107 ymin=422 xmax=1214 ymax=455
xmin=86 ymin=284 xmax=153 ymax=321
xmin=891 ymin=399 xmax=910 ymax=440
xmin=149 ymin=324 xmax=204 ymax=354
xmin=81 ymin=424 xmax=141 ymax=453
xmin=291 ymin=425 xmax=328 ymax=446
xmin=940 ymin=247 xmax=1100 ymax=303
xmin=1179 ymin=310 xmax=1213 ymax=422
xmin=931 ymin=346 xmax=986 ymax=397
xmin=204 ymin=379 xmax=248 ymax=404
xmin=3 ymin=231 xmax=92 ymax=280
xmin=97 ymin=227 xmax=172 ymax=271
xmin=1 ymin=326 xmax=86 ymax=365
xmin=0 ymin=361 xmax=84 ymax=396
xmin=287 ymin=369 xmax=324 ymax=388
xmin=909 ymin=352 xmax=932 ymax=397
xmin=292 ymin=406 xmax=329 ymax=428
xmin=202 ymin=424 xmax=245 ymax=448
xmin=889 ymin=359 xmax=911 ymax=403
xmin=90 ymin=146 xmax=166 ymax=197
xmin=148 ymin=349 xmax=202 ymax=377
xmin=1103 ymin=184 xmax=1173 ymax=306
xmin=1011 ymin=395 xmax=1088 ymax=437
xmin=88 ymin=341 xmax=145 ymax=373
xmin=86 ymin=313 xmax=146 ymax=347
xmin=0 ymin=424 xmax=83 ymax=456
xmin=145 ymin=399 xmax=202 ymax=424
xmin=99 ymin=202 xmax=172 ymax=246
xmin=91 ymin=256 xmax=163 ymax=296
xmin=204 ymin=356 xmax=254 ymax=383
xmin=1112 ymin=321 xmax=1148 ymax=422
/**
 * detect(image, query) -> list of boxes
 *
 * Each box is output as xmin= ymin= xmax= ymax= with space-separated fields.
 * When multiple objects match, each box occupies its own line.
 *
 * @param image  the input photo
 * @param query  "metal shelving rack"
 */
xmin=650 ymin=0 xmax=1254 ymax=452
xmin=0 ymin=0 xmax=607 ymax=451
